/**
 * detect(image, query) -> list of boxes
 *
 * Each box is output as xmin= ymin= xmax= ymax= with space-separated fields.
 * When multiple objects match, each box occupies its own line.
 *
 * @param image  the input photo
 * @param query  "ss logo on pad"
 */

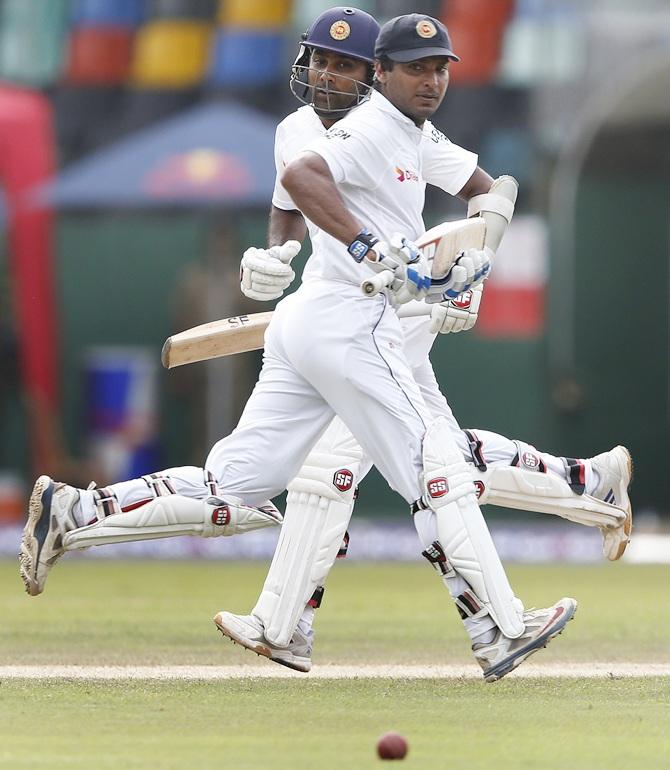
xmin=427 ymin=477 xmax=448 ymax=498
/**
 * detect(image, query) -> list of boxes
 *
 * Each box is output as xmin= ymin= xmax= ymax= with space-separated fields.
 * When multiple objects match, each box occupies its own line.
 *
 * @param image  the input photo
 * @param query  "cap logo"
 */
xmin=330 ymin=20 xmax=351 ymax=41
xmin=416 ymin=19 xmax=437 ymax=38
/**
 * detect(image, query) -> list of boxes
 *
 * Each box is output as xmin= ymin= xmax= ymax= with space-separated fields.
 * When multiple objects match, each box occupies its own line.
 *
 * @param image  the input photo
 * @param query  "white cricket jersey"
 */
xmin=272 ymin=90 xmax=477 ymax=286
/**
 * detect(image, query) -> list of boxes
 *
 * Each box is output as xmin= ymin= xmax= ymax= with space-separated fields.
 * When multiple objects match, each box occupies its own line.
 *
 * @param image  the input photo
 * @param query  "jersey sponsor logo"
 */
xmin=330 ymin=20 xmax=351 ymax=40
xmin=451 ymin=290 xmax=473 ymax=310
xmin=211 ymin=505 xmax=231 ymax=527
xmin=427 ymin=477 xmax=448 ymax=498
xmin=333 ymin=469 xmax=354 ymax=492
xmin=395 ymin=166 xmax=419 ymax=182
xmin=416 ymin=19 xmax=437 ymax=38
xmin=429 ymin=127 xmax=448 ymax=144
xmin=326 ymin=127 xmax=351 ymax=140
xmin=473 ymin=480 xmax=485 ymax=499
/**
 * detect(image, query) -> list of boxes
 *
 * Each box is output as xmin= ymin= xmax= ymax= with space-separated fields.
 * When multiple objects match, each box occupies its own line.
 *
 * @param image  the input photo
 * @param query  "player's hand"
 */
xmin=240 ymin=240 xmax=301 ymax=301
xmin=429 ymin=283 xmax=483 ymax=334
xmin=428 ymin=245 xmax=493 ymax=302
xmin=369 ymin=235 xmax=431 ymax=305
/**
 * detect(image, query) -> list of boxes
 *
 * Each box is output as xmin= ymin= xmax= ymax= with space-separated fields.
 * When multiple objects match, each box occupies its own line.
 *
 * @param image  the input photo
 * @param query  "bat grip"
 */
xmin=361 ymin=270 xmax=395 ymax=297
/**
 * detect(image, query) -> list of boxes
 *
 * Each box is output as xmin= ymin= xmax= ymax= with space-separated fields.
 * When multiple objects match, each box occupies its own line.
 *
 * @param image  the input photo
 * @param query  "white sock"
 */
xmin=297 ymin=605 xmax=315 ymax=637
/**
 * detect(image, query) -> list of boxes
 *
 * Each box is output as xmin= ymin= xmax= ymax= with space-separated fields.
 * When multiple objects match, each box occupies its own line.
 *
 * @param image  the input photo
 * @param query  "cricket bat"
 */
xmin=161 ymin=312 xmax=273 ymax=369
xmin=162 ymin=218 xmax=485 ymax=369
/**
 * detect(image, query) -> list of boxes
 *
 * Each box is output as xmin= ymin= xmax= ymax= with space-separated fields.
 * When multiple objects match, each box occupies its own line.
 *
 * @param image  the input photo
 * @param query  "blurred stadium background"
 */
xmin=0 ymin=0 xmax=668 ymax=563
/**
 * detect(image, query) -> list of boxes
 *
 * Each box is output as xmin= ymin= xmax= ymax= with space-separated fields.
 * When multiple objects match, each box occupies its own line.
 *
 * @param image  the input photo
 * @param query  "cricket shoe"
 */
xmin=213 ymin=611 xmax=312 ymax=673
xmin=590 ymin=446 xmax=633 ymax=561
xmin=19 ymin=476 xmax=80 ymax=596
xmin=473 ymin=597 xmax=577 ymax=682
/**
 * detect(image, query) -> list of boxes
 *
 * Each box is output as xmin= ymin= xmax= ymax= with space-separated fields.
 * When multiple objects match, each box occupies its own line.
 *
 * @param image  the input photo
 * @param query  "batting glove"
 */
xmin=240 ymin=240 xmax=301 ymax=301
xmin=370 ymin=234 xmax=431 ymax=305
xmin=428 ymin=245 xmax=493 ymax=302
xmin=429 ymin=283 xmax=483 ymax=334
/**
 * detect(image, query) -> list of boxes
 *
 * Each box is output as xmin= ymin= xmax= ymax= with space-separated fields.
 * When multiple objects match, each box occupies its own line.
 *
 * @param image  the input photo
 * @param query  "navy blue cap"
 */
xmin=375 ymin=14 xmax=459 ymax=63
xmin=302 ymin=6 xmax=380 ymax=64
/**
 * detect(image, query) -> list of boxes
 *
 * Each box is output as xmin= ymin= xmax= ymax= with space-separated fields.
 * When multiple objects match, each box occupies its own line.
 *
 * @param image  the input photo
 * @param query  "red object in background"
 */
xmin=443 ymin=20 xmax=502 ymax=84
xmin=66 ymin=26 xmax=134 ymax=85
xmin=440 ymin=0 xmax=514 ymax=85
xmin=0 ymin=86 xmax=60 ymax=472
xmin=441 ymin=0 xmax=514 ymax=26
xmin=477 ymin=286 xmax=545 ymax=339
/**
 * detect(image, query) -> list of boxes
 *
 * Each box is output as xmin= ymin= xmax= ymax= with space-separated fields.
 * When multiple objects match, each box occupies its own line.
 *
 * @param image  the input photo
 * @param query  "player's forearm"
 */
xmin=456 ymin=166 xmax=494 ymax=202
xmin=281 ymin=152 xmax=362 ymax=245
xmin=268 ymin=205 xmax=307 ymax=248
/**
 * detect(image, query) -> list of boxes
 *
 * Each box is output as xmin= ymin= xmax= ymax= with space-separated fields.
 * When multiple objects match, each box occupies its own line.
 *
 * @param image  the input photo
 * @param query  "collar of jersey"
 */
xmin=369 ymin=90 xmax=424 ymax=138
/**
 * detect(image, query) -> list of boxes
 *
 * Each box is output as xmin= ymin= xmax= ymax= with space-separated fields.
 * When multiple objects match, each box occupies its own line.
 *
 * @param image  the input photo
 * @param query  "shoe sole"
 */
xmin=606 ymin=447 xmax=633 ymax=561
xmin=213 ymin=613 xmax=311 ymax=673
xmin=483 ymin=599 xmax=578 ymax=682
xmin=18 ymin=475 xmax=54 ymax=597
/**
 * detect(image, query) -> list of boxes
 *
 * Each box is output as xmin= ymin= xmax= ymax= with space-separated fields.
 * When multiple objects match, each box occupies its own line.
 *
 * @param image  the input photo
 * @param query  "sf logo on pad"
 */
xmin=333 ymin=469 xmax=354 ymax=492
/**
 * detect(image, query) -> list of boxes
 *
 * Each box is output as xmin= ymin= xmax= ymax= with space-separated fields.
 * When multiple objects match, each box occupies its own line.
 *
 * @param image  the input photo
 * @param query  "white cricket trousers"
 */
xmin=206 ymin=280 xmax=431 ymax=507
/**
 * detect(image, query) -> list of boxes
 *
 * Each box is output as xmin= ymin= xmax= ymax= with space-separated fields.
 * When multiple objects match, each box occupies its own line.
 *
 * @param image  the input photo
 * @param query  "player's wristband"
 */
xmin=347 ymin=229 xmax=379 ymax=263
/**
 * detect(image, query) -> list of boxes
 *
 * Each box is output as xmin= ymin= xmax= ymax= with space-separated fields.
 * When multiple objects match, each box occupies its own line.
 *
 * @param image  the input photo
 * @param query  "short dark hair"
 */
xmin=376 ymin=55 xmax=395 ymax=72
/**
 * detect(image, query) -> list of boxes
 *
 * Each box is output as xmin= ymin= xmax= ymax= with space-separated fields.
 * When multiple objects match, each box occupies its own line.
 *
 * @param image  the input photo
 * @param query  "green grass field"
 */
xmin=1 ymin=560 xmax=669 ymax=769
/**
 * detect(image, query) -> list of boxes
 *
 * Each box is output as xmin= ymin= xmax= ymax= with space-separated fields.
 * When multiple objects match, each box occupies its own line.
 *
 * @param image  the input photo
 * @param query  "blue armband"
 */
xmin=347 ymin=229 xmax=379 ymax=263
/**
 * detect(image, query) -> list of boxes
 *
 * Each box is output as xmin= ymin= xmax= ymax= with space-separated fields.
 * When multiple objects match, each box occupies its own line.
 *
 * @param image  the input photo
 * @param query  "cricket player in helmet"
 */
xmin=289 ymin=6 xmax=379 ymax=120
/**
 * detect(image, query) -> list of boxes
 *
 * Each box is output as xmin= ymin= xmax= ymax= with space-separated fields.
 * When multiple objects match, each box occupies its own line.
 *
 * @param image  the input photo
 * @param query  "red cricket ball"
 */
xmin=376 ymin=731 xmax=409 ymax=760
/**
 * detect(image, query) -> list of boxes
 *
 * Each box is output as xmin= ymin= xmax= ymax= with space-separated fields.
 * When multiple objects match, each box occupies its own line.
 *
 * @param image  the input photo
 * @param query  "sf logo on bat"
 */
xmin=226 ymin=315 xmax=253 ymax=328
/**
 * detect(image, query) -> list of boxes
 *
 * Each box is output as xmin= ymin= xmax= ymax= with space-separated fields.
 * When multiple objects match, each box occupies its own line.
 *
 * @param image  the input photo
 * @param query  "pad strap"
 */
xmin=423 ymin=416 xmax=524 ymax=638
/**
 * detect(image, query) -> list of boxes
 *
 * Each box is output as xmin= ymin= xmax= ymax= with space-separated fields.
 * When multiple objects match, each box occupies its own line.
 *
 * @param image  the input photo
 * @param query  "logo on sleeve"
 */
xmin=327 ymin=127 xmax=351 ymax=140
xmin=429 ymin=127 xmax=448 ymax=144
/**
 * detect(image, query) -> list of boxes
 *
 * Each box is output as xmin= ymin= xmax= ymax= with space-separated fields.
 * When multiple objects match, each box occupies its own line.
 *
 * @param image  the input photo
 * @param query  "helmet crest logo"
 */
xmin=330 ymin=20 xmax=351 ymax=40
xmin=416 ymin=19 xmax=437 ymax=38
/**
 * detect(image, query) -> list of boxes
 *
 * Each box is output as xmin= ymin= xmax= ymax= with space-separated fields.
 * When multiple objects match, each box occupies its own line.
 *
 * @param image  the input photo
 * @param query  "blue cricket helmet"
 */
xmin=301 ymin=6 xmax=379 ymax=63
xmin=290 ymin=7 xmax=380 ymax=115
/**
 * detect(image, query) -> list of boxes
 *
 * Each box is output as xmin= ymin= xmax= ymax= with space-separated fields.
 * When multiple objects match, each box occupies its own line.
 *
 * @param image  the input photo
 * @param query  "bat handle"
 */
xmin=361 ymin=270 xmax=395 ymax=297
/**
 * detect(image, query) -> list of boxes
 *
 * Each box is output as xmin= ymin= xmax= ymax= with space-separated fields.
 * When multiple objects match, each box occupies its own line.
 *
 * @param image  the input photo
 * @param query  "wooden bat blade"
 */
xmin=417 ymin=218 xmax=486 ymax=279
xmin=162 ymin=312 xmax=273 ymax=368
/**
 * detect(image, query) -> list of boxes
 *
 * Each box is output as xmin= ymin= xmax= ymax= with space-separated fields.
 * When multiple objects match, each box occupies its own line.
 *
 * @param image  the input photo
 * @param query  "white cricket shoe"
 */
xmin=590 ymin=446 xmax=633 ymax=561
xmin=473 ymin=597 xmax=577 ymax=682
xmin=213 ymin=611 xmax=312 ymax=673
xmin=19 ymin=475 xmax=80 ymax=596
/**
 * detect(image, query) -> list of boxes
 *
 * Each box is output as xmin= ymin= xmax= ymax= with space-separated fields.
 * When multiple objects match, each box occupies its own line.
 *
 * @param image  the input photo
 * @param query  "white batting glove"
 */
xmin=240 ymin=240 xmax=301 ymax=301
xmin=429 ymin=283 xmax=483 ymax=334
xmin=370 ymin=234 xmax=431 ymax=305
xmin=428 ymin=245 xmax=493 ymax=302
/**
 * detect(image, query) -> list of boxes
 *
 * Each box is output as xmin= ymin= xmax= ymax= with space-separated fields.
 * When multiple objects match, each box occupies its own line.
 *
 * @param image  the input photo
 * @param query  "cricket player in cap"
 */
xmin=21 ymin=11 xmax=632 ymax=683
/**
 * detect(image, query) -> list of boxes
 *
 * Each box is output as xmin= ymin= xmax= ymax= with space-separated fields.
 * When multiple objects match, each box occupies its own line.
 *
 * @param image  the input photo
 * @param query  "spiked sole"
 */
xmin=18 ymin=475 xmax=54 ymax=596
xmin=483 ymin=599 xmax=578 ymax=682
xmin=213 ymin=613 xmax=311 ymax=673
xmin=605 ymin=447 xmax=634 ymax=562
